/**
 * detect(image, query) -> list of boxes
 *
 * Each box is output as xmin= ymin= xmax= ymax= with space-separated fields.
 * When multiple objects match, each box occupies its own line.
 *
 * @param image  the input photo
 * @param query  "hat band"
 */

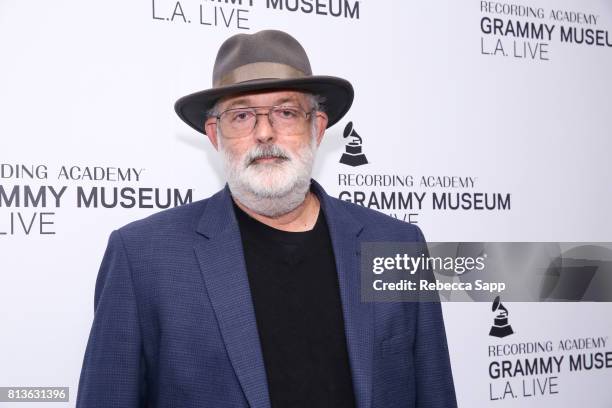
xmin=215 ymin=62 xmax=307 ymax=87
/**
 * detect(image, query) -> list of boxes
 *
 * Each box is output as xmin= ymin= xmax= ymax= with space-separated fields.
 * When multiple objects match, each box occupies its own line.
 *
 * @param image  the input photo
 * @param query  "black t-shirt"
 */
xmin=233 ymin=200 xmax=356 ymax=408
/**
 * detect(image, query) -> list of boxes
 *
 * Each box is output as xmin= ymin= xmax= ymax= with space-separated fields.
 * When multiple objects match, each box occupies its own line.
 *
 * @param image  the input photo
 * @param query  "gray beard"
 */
xmin=229 ymin=177 xmax=311 ymax=218
xmin=219 ymin=132 xmax=317 ymax=218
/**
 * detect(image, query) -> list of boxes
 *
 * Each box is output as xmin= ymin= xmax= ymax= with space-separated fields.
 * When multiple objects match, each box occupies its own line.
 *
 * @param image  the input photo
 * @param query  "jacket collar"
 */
xmin=196 ymin=179 xmax=364 ymax=239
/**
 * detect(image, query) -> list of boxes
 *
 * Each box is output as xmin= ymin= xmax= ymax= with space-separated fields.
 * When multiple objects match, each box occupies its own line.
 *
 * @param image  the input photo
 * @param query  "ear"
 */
xmin=204 ymin=117 xmax=219 ymax=150
xmin=314 ymin=111 xmax=328 ymax=147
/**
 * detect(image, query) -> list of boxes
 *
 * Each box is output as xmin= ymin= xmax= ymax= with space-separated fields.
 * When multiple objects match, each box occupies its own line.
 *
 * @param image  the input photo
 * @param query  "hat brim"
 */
xmin=174 ymin=75 xmax=353 ymax=135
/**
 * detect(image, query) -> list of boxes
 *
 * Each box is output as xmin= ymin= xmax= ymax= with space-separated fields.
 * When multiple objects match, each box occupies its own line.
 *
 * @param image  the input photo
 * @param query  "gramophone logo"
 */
xmin=489 ymin=296 xmax=514 ymax=338
xmin=339 ymin=121 xmax=368 ymax=167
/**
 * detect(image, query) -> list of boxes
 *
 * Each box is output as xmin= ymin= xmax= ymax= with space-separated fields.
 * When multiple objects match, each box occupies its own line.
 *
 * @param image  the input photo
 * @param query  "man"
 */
xmin=76 ymin=30 xmax=457 ymax=407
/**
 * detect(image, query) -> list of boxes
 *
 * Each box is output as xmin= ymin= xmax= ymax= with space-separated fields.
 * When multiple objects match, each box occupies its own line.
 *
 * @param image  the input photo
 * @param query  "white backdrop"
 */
xmin=1 ymin=0 xmax=611 ymax=406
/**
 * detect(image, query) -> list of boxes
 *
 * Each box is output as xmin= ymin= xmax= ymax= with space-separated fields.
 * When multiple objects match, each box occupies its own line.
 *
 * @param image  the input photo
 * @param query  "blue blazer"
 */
xmin=76 ymin=180 xmax=457 ymax=408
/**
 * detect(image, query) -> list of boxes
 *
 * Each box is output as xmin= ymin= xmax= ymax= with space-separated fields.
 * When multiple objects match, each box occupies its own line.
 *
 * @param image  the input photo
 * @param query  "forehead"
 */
xmin=218 ymin=89 xmax=309 ymax=110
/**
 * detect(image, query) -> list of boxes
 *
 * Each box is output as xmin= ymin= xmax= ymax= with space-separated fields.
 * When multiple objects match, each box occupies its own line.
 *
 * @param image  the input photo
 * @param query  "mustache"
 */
xmin=244 ymin=144 xmax=291 ymax=166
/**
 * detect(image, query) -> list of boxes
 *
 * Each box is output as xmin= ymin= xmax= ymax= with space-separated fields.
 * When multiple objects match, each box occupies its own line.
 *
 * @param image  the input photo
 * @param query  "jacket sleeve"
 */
xmin=413 ymin=226 xmax=458 ymax=408
xmin=76 ymin=230 xmax=147 ymax=407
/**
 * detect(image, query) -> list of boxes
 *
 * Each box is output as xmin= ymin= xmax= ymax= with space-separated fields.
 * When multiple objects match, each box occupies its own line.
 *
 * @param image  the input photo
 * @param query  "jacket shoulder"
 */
xmin=328 ymin=195 xmax=425 ymax=242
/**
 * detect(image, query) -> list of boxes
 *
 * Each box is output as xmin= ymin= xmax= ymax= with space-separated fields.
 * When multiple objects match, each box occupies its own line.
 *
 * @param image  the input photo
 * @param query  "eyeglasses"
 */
xmin=214 ymin=105 xmax=314 ymax=138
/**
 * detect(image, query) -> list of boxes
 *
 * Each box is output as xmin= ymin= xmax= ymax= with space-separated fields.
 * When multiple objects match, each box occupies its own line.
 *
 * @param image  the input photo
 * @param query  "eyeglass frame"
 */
xmin=210 ymin=105 xmax=317 ymax=137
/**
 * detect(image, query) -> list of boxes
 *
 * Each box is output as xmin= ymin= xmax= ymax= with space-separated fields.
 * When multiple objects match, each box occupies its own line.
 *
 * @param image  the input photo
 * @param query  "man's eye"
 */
xmin=230 ymin=111 xmax=252 ymax=122
xmin=277 ymin=108 xmax=298 ymax=119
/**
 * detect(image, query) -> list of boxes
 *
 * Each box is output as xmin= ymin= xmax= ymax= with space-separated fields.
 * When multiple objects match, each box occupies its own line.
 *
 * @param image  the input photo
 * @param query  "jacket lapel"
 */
xmin=312 ymin=180 xmax=373 ymax=408
xmin=193 ymin=186 xmax=271 ymax=408
xmin=193 ymin=181 xmax=373 ymax=408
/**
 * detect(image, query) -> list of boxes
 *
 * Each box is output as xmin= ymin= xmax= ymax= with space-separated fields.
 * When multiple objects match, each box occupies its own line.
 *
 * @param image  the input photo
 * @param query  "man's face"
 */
xmin=204 ymin=90 xmax=328 ymax=215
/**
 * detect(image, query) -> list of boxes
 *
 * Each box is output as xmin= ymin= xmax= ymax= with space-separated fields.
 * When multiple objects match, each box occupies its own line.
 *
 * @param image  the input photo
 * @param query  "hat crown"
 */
xmin=212 ymin=30 xmax=313 ymax=87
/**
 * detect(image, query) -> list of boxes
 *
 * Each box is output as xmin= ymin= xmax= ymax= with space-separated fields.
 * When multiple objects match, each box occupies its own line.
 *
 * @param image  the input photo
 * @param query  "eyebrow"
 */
xmin=273 ymin=96 xmax=300 ymax=106
xmin=223 ymin=98 xmax=252 ymax=110
xmin=222 ymin=95 xmax=303 ymax=111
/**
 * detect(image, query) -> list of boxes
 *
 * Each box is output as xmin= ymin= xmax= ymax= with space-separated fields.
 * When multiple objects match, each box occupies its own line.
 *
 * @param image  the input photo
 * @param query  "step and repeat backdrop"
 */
xmin=1 ymin=0 xmax=611 ymax=406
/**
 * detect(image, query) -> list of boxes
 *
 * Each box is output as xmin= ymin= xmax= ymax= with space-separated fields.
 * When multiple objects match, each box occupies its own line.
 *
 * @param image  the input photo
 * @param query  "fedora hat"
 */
xmin=174 ymin=29 xmax=354 ymax=134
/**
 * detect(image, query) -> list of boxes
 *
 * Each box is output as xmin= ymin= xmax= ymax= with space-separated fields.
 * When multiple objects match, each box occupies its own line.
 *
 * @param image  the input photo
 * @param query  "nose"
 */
xmin=252 ymin=111 xmax=276 ymax=144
